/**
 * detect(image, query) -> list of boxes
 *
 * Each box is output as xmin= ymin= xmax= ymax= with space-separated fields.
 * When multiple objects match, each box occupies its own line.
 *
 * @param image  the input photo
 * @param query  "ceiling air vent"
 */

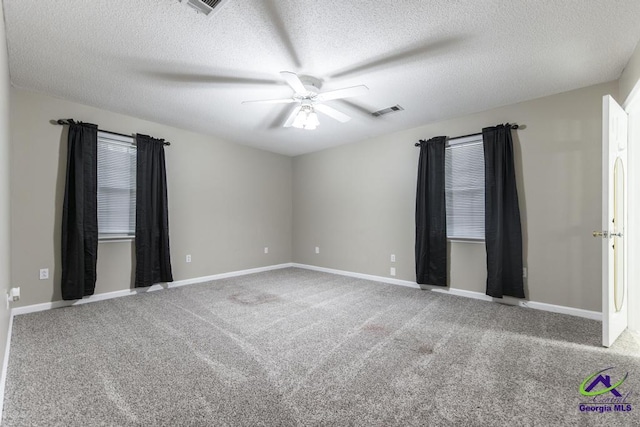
xmin=179 ymin=0 xmax=229 ymax=17
xmin=371 ymin=105 xmax=404 ymax=117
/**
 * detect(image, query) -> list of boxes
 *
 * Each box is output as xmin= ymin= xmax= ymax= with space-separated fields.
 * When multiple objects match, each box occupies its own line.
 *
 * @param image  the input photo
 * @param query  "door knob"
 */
xmin=593 ymin=231 xmax=608 ymax=238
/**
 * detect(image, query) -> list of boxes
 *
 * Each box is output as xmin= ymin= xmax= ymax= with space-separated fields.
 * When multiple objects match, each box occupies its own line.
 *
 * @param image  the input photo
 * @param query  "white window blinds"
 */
xmin=97 ymin=132 xmax=136 ymax=238
xmin=445 ymin=135 xmax=485 ymax=240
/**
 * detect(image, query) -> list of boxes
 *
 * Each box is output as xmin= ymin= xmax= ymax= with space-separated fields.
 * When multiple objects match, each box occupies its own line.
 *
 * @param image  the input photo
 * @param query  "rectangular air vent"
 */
xmin=179 ymin=0 xmax=229 ymax=17
xmin=371 ymin=105 xmax=404 ymax=117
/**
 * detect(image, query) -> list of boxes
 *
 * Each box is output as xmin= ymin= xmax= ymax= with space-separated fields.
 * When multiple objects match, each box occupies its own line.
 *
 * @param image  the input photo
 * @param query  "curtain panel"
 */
xmin=482 ymin=124 xmax=525 ymax=298
xmin=135 ymin=134 xmax=173 ymax=287
xmin=415 ymin=136 xmax=447 ymax=286
xmin=61 ymin=121 xmax=99 ymax=300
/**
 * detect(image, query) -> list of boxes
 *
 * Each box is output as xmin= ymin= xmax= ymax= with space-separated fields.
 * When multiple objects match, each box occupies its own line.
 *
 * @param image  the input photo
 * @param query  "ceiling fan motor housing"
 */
xmin=297 ymin=75 xmax=322 ymax=96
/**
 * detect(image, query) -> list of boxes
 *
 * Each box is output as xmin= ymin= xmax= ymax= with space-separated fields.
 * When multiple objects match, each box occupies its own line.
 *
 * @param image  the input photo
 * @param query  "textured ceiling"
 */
xmin=4 ymin=0 xmax=640 ymax=156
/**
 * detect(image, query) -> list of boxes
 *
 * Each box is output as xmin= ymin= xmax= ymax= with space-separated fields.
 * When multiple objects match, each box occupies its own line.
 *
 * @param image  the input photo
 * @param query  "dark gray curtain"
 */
xmin=135 ymin=134 xmax=173 ymax=287
xmin=482 ymin=124 xmax=524 ymax=298
xmin=61 ymin=120 xmax=99 ymax=300
xmin=415 ymin=136 xmax=447 ymax=286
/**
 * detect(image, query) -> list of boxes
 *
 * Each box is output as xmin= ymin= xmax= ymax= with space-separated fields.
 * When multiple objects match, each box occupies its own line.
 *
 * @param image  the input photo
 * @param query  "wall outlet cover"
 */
xmin=8 ymin=287 xmax=20 ymax=302
xmin=39 ymin=268 xmax=49 ymax=280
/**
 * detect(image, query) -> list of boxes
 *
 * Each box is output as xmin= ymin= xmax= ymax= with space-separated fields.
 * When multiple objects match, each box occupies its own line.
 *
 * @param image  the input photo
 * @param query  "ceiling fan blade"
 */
xmin=145 ymin=71 xmax=284 ymax=86
xmin=242 ymin=98 xmax=296 ymax=105
xmin=328 ymin=37 xmax=462 ymax=79
xmin=280 ymin=71 xmax=307 ymax=94
xmin=283 ymin=105 xmax=303 ymax=127
xmin=315 ymin=85 xmax=369 ymax=102
xmin=314 ymin=104 xmax=351 ymax=123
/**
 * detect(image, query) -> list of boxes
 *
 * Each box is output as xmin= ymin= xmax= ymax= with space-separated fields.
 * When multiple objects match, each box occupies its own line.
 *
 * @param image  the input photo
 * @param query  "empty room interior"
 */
xmin=1 ymin=0 xmax=640 ymax=425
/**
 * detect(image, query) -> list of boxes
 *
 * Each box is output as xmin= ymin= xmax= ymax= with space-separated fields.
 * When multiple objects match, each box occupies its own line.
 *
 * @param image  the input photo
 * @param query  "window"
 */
xmin=445 ymin=135 xmax=485 ymax=240
xmin=97 ymin=132 xmax=136 ymax=239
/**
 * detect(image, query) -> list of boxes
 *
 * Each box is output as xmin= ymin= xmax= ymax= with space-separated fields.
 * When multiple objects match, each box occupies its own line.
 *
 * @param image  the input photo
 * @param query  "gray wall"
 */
xmin=620 ymin=40 xmax=640 ymax=103
xmin=293 ymin=81 xmax=618 ymax=312
xmin=0 ymin=1 xmax=13 ymax=389
xmin=7 ymin=79 xmax=626 ymax=313
xmin=10 ymin=88 xmax=292 ymax=307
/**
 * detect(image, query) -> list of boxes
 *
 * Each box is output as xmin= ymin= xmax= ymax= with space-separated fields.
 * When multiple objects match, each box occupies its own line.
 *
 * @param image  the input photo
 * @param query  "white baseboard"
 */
xmin=0 ymin=310 xmax=14 ymax=424
xmin=291 ymin=263 xmax=602 ymax=321
xmin=292 ymin=263 xmax=421 ymax=289
xmin=11 ymin=263 xmax=294 ymax=317
xmin=169 ymin=263 xmax=294 ymax=287
xmin=9 ymin=261 xmax=602 ymax=322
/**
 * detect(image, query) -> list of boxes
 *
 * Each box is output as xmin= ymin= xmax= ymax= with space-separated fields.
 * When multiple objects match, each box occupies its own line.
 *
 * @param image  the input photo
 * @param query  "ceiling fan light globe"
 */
xmin=289 ymin=103 xmax=320 ymax=130
xmin=292 ymin=112 xmax=307 ymax=129
xmin=304 ymin=122 xmax=318 ymax=130
xmin=308 ymin=112 xmax=320 ymax=127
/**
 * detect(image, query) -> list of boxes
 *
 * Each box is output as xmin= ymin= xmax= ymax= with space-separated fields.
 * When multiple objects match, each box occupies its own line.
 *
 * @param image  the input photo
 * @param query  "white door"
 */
xmin=598 ymin=95 xmax=628 ymax=347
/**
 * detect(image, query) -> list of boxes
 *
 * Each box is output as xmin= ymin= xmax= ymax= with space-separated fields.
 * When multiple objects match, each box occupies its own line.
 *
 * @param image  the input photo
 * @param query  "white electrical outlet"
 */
xmin=390 ymin=254 xmax=396 ymax=263
xmin=8 ymin=287 xmax=20 ymax=302
xmin=39 ymin=269 xmax=49 ymax=280
xmin=523 ymin=267 xmax=527 ymax=278
xmin=186 ymin=254 xmax=192 ymax=263
xmin=390 ymin=267 xmax=396 ymax=276
xmin=315 ymin=246 xmax=320 ymax=254
xmin=264 ymin=247 xmax=269 ymax=254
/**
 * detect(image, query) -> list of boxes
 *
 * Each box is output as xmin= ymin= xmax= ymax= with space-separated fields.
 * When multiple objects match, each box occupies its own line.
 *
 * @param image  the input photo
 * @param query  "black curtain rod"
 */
xmin=415 ymin=124 xmax=519 ymax=147
xmin=56 ymin=119 xmax=171 ymax=146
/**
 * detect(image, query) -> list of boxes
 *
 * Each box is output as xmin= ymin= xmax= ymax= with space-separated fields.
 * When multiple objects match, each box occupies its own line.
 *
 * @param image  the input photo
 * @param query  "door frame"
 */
xmin=623 ymin=81 xmax=640 ymax=333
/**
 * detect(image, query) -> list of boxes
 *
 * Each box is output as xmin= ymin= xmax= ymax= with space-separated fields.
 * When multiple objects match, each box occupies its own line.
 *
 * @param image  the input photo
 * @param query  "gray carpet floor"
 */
xmin=3 ymin=268 xmax=640 ymax=426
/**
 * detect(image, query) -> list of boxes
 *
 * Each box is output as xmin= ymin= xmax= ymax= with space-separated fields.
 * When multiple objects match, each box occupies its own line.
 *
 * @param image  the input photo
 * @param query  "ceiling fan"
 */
xmin=242 ymin=71 xmax=368 ymax=130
